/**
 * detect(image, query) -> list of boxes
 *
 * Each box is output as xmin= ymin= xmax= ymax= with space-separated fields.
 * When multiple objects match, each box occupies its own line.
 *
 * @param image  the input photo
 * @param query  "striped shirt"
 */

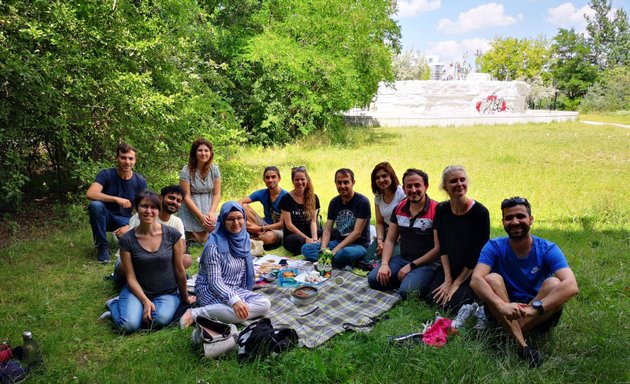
xmin=195 ymin=243 xmax=260 ymax=306
xmin=390 ymin=197 xmax=438 ymax=261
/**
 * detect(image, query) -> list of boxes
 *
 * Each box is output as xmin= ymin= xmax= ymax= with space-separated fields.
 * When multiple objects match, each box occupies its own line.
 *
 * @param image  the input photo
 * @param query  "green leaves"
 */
xmin=476 ymin=36 xmax=551 ymax=83
xmin=551 ymin=28 xmax=599 ymax=102
xmin=225 ymin=0 xmax=399 ymax=145
xmin=0 ymin=0 xmax=399 ymax=208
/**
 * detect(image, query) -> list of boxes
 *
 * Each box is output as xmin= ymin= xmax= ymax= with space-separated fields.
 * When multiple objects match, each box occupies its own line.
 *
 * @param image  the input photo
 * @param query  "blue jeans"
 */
xmin=301 ymin=240 xmax=367 ymax=268
xmin=367 ymin=256 xmax=440 ymax=299
xmin=108 ymin=285 xmax=180 ymax=333
xmin=88 ymin=201 xmax=130 ymax=250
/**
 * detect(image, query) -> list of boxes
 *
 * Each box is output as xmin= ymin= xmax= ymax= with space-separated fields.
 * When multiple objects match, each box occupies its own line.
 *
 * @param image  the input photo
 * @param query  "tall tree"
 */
xmin=551 ymin=28 xmax=599 ymax=102
xmin=476 ymin=36 xmax=551 ymax=83
xmin=392 ymin=49 xmax=430 ymax=80
xmin=211 ymin=0 xmax=400 ymax=144
xmin=585 ymin=0 xmax=630 ymax=68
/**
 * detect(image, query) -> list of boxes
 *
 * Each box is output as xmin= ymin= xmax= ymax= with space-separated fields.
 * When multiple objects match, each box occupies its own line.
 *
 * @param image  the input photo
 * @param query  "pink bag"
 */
xmin=0 ymin=343 xmax=12 ymax=364
xmin=422 ymin=318 xmax=454 ymax=347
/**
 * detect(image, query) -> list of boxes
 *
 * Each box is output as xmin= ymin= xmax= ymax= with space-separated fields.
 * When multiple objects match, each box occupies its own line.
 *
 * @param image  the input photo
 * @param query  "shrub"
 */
xmin=580 ymin=66 xmax=630 ymax=112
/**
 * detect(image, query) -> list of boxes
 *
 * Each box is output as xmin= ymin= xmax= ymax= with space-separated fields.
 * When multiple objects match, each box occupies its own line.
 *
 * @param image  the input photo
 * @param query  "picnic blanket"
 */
xmin=257 ymin=270 xmax=400 ymax=348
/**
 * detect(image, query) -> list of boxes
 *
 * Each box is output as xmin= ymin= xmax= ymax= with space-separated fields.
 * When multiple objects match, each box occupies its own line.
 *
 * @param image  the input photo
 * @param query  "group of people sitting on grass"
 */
xmin=86 ymin=140 xmax=579 ymax=367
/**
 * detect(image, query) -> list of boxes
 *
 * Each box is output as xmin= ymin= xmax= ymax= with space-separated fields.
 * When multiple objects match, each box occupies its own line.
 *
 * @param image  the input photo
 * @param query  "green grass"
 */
xmin=1 ymin=119 xmax=629 ymax=383
xmin=580 ymin=111 xmax=630 ymax=125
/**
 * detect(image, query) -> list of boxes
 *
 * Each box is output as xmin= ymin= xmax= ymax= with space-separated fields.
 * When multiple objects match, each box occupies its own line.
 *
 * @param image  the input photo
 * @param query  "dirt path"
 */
xmin=581 ymin=120 xmax=630 ymax=129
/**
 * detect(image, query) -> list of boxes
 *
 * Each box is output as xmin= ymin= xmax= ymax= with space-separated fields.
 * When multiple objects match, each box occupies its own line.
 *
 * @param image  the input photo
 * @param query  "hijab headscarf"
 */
xmin=207 ymin=201 xmax=254 ymax=289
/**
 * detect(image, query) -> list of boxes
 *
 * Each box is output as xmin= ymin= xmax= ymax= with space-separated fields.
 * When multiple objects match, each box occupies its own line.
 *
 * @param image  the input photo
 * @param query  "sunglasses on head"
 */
xmin=501 ymin=197 xmax=528 ymax=209
xmin=292 ymin=166 xmax=306 ymax=172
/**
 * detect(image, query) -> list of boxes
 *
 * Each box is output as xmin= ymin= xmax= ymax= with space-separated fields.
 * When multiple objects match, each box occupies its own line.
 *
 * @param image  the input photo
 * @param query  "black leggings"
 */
xmin=283 ymin=229 xmax=323 ymax=255
xmin=283 ymin=234 xmax=306 ymax=255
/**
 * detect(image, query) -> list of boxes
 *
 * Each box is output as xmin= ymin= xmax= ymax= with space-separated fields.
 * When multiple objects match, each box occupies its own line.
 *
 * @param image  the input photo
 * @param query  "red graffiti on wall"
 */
xmin=476 ymin=94 xmax=511 ymax=114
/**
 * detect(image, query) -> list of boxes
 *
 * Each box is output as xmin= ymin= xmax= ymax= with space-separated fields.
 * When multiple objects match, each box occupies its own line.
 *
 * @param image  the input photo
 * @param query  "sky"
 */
xmin=395 ymin=0 xmax=628 ymax=64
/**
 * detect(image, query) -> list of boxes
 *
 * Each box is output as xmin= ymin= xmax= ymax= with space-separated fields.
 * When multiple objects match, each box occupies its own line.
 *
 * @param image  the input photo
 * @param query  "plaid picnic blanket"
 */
xmin=257 ymin=270 xmax=400 ymax=348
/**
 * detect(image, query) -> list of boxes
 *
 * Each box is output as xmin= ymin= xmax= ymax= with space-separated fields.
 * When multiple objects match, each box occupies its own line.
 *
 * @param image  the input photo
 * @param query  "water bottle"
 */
xmin=318 ymin=250 xmax=332 ymax=278
xmin=22 ymin=331 xmax=45 ymax=373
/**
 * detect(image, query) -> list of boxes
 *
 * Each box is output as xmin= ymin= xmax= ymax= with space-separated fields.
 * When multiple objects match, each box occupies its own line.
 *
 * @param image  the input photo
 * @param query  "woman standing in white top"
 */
xmin=365 ymin=162 xmax=406 ymax=262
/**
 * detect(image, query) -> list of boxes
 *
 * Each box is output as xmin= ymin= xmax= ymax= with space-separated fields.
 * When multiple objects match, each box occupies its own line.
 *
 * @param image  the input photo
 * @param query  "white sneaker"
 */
xmin=98 ymin=311 xmax=112 ymax=322
xmin=452 ymin=303 xmax=479 ymax=329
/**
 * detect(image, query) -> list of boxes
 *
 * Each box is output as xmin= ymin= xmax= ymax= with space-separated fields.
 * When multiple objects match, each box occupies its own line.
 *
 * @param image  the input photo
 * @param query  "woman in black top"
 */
xmin=279 ymin=166 xmax=320 ymax=255
xmin=428 ymin=165 xmax=490 ymax=313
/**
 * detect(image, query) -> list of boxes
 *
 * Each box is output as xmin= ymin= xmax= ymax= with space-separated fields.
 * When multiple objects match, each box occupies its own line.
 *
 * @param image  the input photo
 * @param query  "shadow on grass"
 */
xmin=0 ymin=225 xmax=627 ymax=383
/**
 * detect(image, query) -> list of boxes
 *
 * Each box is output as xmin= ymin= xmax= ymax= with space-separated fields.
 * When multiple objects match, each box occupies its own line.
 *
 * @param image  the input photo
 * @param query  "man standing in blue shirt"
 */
xmin=471 ymin=197 xmax=579 ymax=367
xmin=86 ymin=143 xmax=147 ymax=263
xmin=302 ymin=168 xmax=371 ymax=268
xmin=240 ymin=166 xmax=288 ymax=247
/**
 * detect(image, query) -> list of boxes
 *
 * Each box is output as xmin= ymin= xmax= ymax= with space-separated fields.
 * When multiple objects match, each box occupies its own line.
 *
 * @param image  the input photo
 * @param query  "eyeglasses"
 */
xmin=500 ymin=197 xmax=528 ymax=209
xmin=224 ymin=216 xmax=244 ymax=223
xmin=292 ymin=166 xmax=306 ymax=172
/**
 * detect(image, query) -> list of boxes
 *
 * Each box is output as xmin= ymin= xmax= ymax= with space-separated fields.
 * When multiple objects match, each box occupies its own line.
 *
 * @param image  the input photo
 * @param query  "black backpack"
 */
xmin=237 ymin=318 xmax=298 ymax=361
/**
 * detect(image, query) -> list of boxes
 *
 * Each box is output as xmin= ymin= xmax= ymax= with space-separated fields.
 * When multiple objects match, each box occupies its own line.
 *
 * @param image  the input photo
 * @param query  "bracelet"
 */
xmin=377 ymin=237 xmax=384 ymax=242
xmin=409 ymin=262 xmax=418 ymax=270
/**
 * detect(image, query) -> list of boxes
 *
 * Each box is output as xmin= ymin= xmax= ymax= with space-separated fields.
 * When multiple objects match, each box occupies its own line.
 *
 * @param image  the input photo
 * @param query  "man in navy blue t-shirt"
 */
xmin=86 ymin=143 xmax=147 ymax=263
xmin=471 ymin=197 xmax=579 ymax=367
xmin=302 ymin=168 xmax=371 ymax=268
xmin=240 ymin=166 xmax=287 ymax=247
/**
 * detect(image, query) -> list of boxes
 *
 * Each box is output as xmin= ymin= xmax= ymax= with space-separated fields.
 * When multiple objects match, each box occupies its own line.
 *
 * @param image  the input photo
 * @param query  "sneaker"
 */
xmin=518 ymin=346 xmax=544 ymax=368
xmin=105 ymin=296 xmax=119 ymax=310
xmin=474 ymin=306 xmax=489 ymax=331
xmin=97 ymin=249 xmax=111 ymax=264
xmin=451 ymin=303 xmax=479 ymax=329
xmin=98 ymin=311 xmax=112 ymax=322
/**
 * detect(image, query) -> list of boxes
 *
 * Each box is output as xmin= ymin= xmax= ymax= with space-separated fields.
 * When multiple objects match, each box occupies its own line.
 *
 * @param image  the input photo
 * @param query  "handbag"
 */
xmin=250 ymin=240 xmax=265 ymax=257
xmin=237 ymin=318 xmax=298 ymax=361
xmin=191 ymin=316 xmax=238 ymax=358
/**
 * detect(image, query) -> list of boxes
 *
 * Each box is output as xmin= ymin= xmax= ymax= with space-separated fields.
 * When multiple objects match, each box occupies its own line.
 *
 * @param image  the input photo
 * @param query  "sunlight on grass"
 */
xmin=580 ymin=112 xmax=630 ymax=125
xmin=236 ymin=122 xmax=630 ymax=234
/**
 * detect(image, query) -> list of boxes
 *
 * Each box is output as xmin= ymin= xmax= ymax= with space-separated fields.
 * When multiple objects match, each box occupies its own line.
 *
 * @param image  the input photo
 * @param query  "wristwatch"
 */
xmin=409 ymin=262 xmax=418 ymax=270
xmin=532 ymin=300 xmax=544 ymax=314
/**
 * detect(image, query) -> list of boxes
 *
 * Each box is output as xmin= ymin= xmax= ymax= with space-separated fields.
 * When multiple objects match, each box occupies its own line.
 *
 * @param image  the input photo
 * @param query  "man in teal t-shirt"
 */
xmin=240 ymin=166 xmax=287 ymax=247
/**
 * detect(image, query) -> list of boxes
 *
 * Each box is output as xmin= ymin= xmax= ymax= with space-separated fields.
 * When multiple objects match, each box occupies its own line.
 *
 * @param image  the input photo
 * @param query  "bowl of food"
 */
xmin=290 ymin=286 xmax=319 ymax=305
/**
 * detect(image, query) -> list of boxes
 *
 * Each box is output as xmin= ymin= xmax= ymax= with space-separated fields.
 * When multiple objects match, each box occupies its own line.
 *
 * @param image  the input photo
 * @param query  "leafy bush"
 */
xmin=0 ymin=1 xmax=240 ymax=210
xmin=580 ymin=66 xmax=630 ymax=112
xmin=0 ymin=0 xmax=399 ymax=209
xmin=215 ymin=0 xmax=400 ymax=145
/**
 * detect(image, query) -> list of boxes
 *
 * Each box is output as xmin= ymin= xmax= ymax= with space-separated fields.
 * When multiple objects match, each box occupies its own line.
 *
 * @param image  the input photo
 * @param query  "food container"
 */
xmin=263 ymin=273 xmax=277 ymax=283
xmin=290 ymin=286 xmax=319 ymax=305
xmin=278 ymin=268 xmax=299 ymax=287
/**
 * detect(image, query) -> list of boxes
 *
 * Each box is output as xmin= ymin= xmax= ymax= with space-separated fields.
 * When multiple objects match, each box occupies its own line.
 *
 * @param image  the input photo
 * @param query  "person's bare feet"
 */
xmin=179 ymin=308 xmax=194 ymax=329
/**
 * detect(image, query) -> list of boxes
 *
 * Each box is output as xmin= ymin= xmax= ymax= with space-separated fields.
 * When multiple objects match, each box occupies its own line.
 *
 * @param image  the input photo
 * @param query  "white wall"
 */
xmin=370 ymin=80 xmax=531 ymax=115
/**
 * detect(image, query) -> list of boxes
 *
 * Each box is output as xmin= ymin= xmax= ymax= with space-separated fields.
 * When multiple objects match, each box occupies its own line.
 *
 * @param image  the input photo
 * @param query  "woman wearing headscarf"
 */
xmin=180 ymin=201 xmax=271 ymax=327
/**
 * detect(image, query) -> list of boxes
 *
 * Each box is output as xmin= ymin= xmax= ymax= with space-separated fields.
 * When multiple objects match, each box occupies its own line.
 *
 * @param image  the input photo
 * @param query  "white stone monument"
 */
xmin=345 ymin=77 xmax=577 ymax=127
